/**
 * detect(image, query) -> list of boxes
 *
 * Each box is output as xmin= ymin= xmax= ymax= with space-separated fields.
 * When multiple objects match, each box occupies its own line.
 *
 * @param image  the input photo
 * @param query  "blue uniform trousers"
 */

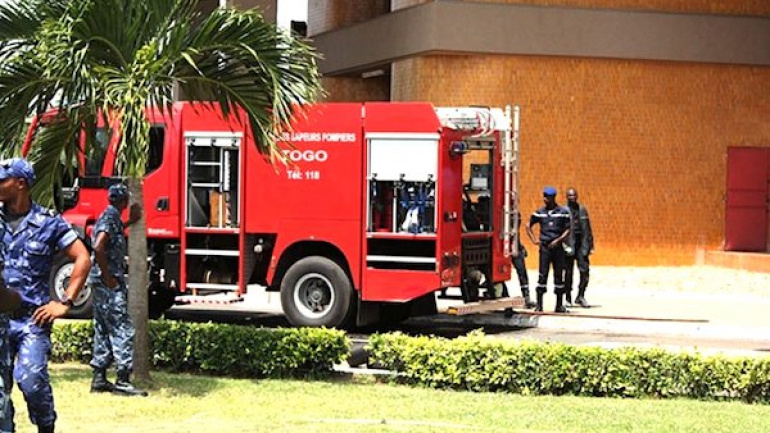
xmin=7 ymin=318 xmax=55 ymax=429
xmin=0 ymin=317 xmax=11 ymax=433
xmin=90 ymin=283 xmax=135 ymax=372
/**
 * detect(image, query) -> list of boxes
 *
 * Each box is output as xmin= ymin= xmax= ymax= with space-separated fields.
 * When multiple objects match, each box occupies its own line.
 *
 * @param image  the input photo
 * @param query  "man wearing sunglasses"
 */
xmin=0 ymin=157 xmax=91 ymax=433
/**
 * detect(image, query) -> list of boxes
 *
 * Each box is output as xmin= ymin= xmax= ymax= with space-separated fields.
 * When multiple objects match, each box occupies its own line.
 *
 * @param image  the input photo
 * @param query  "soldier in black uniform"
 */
xmin=526 ymin=187 xmax=571 ymax=312
xmin=563 ymin=187 xmax=594 ymax=308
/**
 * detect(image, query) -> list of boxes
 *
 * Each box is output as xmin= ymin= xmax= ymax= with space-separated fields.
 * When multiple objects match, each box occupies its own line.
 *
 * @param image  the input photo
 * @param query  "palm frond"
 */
xmin=0 ymin=0 xmax=69 ymax=43
xmin=26 ymin=108 xmax=93 ymax=207
xmin=0 ymin=0 xmax=323 ymax=187
xmin=171 ymin=8 xmax=321 ymax=156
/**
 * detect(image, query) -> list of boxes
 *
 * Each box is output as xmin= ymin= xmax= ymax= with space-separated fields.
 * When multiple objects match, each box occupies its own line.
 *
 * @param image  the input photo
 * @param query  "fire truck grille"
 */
xmin=462 ymin=237 xmax=491 ymax=266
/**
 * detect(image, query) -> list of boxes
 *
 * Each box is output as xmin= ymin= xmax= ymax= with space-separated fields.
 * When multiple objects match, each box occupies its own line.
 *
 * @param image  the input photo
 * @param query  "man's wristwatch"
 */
xmin=60 ymin=294 xmax=74 ymax=308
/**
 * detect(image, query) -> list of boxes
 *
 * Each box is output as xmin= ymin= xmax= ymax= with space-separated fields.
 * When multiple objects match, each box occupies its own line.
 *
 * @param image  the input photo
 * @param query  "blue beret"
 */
xmin=108 ymin=183 xmax=129 ymax=202
xmin=0 ymin=157 xmax=35 ymax=185
xmin=543 ymin=186 xmax=557 ymax=196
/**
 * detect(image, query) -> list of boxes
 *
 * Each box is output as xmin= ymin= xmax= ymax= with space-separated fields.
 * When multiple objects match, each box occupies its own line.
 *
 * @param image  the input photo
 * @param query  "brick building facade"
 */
xmin=308 ymin=0 xmax=770 ymax=266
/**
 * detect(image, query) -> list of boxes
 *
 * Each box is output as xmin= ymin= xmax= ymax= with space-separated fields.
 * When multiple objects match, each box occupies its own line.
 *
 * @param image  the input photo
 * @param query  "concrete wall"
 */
xmin=394 ymin=0 xmax=770 ymax=15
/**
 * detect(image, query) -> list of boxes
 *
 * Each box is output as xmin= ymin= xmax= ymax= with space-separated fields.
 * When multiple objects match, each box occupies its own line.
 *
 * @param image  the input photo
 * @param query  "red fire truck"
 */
xmin=25 ymin=102 xmax=520 ymax=328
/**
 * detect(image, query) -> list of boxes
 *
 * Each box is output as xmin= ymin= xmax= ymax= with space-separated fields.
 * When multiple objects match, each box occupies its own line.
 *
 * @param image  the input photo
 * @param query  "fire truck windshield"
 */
xmin=86 ymin=127 xmax=111 ymax=176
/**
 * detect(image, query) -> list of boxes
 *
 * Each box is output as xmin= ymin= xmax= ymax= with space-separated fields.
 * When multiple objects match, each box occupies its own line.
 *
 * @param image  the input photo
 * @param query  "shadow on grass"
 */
xmin=50 ymin=363 xmax=264 ymax=398
xmin=50 ymin=363 xmax=361 ymax=398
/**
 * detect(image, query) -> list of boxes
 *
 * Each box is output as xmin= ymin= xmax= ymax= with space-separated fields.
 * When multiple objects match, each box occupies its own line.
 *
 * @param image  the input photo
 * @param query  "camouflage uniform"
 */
xmin=0 ymin=212 xmax=10 ymax=433
xmin=3 ymin=203 xmax=78 ymax=429
xmin=88 ymin=204 xmax=135 ymax=373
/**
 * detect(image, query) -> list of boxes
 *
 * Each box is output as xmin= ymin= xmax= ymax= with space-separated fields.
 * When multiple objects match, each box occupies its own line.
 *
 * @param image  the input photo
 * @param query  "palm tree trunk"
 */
xmin=127 ymin=177 xmax=151 ymax=380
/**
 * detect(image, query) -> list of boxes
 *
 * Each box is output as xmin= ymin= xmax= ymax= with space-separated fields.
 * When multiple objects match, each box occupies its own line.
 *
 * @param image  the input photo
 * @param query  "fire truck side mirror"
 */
xmin=156 ymin=197 xmax=170 ymax=211
xmin=60 ymin=185 xmax=79 ymax=212
xmin=450 ymin=141 xmax=469 ymax=157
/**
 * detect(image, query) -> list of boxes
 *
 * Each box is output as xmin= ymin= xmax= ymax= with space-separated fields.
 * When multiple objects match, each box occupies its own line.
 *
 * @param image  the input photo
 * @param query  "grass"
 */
xmin=5 ymin=364 xmax=768 ymax=433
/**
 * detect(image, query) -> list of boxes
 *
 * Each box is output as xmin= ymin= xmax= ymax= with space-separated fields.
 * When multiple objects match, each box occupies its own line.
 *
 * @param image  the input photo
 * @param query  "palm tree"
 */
xmin=0 ymin=0 xmax=321 ymax=379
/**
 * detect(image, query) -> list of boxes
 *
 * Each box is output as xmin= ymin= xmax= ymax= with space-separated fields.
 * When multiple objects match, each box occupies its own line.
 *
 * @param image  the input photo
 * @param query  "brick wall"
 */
xmin=230 ymin=0 xmax=278 ymax=22
xmin=320 ymin=76 xmax=390 ymax=102
xmin=392 ymin=0 xmax=770 ymax=15
xmin=389 ymin=55 xmax=770 ymax=265
xmin=308 ymin=0 xmax=390 ymax=35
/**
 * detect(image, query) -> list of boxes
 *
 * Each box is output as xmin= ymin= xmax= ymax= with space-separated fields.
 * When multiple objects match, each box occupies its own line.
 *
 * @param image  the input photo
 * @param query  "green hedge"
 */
xmin=52 ymin=320 xmax=349 ymax=377
xmin=369 ymin=331 xmax=770 ymax=403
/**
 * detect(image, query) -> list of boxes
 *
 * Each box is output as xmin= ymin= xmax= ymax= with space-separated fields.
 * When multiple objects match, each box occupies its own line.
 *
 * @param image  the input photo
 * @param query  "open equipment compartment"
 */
xmin=365 ymin=134 xmax=439 ymax=271
xmin=183 ymin=132 xmax=243 ymax=294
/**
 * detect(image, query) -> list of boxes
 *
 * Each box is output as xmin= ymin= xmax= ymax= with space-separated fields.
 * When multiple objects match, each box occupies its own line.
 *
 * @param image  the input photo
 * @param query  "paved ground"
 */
xmin=169 ymin=265 xmax=770 ymax=357
xmin=514 ymin=265 xmax=770 ymax=332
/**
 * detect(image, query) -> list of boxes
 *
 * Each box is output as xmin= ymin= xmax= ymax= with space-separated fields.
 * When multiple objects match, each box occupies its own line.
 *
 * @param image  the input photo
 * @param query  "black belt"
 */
xmin=9 ymin=303 xmax=42 ymax=320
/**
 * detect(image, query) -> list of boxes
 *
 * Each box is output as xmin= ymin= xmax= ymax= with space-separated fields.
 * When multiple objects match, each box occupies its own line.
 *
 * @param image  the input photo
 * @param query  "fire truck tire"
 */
xmin=49 ymin=255 xmax=93 ymax=319
xmin=280 ymin=257 xmax=355 ymax=328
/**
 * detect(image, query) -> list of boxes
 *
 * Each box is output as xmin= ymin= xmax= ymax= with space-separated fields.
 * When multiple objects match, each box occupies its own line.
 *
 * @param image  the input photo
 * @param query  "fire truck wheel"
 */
xmin=280 ymin=257 xmax=355 ymax=328
xmin=49 ymin=255 xmax=93 ymax=319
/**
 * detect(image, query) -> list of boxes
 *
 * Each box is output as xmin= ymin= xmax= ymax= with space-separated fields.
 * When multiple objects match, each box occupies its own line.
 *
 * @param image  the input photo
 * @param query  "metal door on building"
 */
xmin=725 ymin=147 xmax=770 ymax=252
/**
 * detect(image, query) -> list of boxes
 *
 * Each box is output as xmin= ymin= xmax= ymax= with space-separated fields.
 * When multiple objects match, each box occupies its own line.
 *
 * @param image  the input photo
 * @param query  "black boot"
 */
xmin=522 ymin=288 xmax=537 ymax=309
xmin=564 ymin=291 xmax=574 ymax=307
xmin=535 ymin=292 xmax=544 ymax=312
xmin=575 ymin=291 xmax=590 ymax=308
xmin=113 ymin=369 xmax=149 ymax=397
xmin=38 ymin=423 xmax=54 ymax=433
xmin=554 ymin=293 xmax=568 ymax=313
xmin=575 ymin=284 xmax=590 ymax=307
xmin=90 ymin=368 xmax=114 ymax=393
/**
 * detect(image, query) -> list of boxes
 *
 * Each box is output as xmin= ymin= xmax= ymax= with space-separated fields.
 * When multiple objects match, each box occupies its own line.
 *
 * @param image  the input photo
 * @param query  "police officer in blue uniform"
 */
xmin=526 ymin=186 xmax=571 ymax=313
xmin=0 ymin=212 xmax=22 ymax=433
xmin=0 ymin=158 xmax=91 ymax=433
xmin=89 ymin=183 xmax=147 ymax=397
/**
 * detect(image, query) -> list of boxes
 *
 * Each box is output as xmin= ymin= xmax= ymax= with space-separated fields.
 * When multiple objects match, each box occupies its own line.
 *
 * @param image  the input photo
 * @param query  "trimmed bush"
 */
xmin=369 ymin=331 xmax=770 ymax=403
xmin=52 ymin=320 xmax=349 ymax=377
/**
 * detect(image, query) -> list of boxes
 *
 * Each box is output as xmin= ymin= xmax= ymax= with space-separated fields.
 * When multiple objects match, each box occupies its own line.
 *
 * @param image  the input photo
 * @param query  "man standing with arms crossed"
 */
xmin=564 ymin=187 xmax=594 ymax=308
xmin=89 ymin=183 xmax=147 ymax=397
xmin=0 ymin=157 xmax=91 ymax=433
xmin=526 ymin=186 xmax=570 ymax=313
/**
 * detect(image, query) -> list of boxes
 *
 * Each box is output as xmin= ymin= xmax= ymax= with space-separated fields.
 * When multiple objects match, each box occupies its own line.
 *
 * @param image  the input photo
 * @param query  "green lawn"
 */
xmin=8 ymin=364 xmax=769 ymax=433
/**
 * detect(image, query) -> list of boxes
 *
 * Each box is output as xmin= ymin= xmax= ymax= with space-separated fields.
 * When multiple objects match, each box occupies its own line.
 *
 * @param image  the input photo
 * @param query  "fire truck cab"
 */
xmin=32 ymin=102 xmax=518 ymax=328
